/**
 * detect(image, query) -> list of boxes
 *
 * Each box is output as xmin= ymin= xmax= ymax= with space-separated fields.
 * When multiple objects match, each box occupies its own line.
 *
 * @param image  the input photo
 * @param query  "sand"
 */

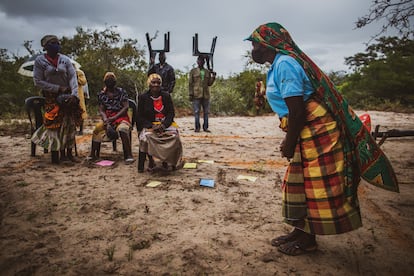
xmin=0 ymin=111 xmax=413 ymax=275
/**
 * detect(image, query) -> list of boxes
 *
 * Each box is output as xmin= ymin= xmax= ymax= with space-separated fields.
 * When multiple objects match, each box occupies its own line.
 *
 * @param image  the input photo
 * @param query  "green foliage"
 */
xmin=61 ymin=26 xmax=148 ymax=104
xmin=171 ymin=69 xmax=269 ymax=116
xmin=0 ymin=49 xmax=38 ymax=116
xmin=344 ymin=36 xmax=414 ymax=105
xmin=1 ymin=28 xmax=413 ymax=119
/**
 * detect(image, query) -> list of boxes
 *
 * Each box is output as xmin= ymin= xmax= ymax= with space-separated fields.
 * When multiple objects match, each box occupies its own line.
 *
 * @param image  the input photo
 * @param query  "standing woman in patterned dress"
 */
xmin=31 ymin=35 xmax=82 ymax=164
xmin=245 ymin=22 xmax=398 ymax=256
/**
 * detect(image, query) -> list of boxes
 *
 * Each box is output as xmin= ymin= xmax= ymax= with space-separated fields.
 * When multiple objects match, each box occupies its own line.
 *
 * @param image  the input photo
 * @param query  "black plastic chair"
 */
xmin=25 ymin=96 xmax=46 ymax=156
xmin=96 ymin=99 xmax=137 ymax=159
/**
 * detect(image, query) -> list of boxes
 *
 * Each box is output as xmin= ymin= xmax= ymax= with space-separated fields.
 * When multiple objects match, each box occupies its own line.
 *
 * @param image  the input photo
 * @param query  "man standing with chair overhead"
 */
xmin=189 ymin=55 xmax=216 ymax=132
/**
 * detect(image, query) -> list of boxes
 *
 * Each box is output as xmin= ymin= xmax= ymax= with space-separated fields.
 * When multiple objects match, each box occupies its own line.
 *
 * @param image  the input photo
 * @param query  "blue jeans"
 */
xmin=192 ymin=98 xmax=210 ymax=131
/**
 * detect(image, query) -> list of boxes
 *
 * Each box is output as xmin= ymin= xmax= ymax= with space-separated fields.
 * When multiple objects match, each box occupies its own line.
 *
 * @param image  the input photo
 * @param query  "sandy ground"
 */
xmin=0 ymin=111 xmax=413 ymax=275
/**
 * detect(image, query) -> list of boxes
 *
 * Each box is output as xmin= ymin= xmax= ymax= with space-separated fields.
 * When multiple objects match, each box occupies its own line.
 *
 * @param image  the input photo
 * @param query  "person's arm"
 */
xmin=98 ymin=103 xmax=108 ymax=125
xmin=208 ymin=70 xmax=216 ymax=86
xmin=137 ymin=93 xmax=154 ymax=130
xmin=33 ymin=57 xmax=60 ymax=93
xmin=66 ymin=57 xmax=78 ymax=97
xmin=188 ymin=70 xmax=194 ymax=101
xmin=280 ymin=96 xmax=306 ymax=159
xmin=168 ymin=66 xmax=176 ymax=93
xmin=110 ymin=100 xmax=129 ymax=122
xmin=161 ymin=92 xmax=175 ymax=128
xmin=77 ymin=69 xmax=87 ymax=86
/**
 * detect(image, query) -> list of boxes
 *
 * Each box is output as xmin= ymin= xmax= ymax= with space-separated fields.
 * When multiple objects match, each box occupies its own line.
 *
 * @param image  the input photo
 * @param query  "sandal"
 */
xmin=271 ymin=229 xmax=301 ymax=247
xmin=277 ymin=239 xmax=317 ymax=256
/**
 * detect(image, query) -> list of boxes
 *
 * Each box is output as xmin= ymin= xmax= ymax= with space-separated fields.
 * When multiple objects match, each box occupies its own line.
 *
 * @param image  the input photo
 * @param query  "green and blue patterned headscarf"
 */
xmin=246 ymin=22 xmax=399 ymax=192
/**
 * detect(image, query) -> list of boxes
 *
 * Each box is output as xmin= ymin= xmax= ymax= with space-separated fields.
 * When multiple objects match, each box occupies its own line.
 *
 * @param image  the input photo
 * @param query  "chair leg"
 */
xmin=74 ymin=141 xmax=78 ymax=157
xmin=31 ymin=142 xmax=36 ymax=157
xmin=51 ymin=151 xmax=59 ymax=164
xmin=138 ymin=151 xmax=146 ymax=173
xmin=89 ymin=141 xmax=101 ymax=159
xmin=148 ymin=155 xmax=155 ymax=168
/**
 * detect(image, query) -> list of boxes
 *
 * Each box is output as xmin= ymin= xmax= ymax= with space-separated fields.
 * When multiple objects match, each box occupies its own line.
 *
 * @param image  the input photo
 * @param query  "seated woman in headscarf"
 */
xmin=87 ymin=72 xmax=134 ymax=164
xmin=137 ymin=73 xmax=182 ymax=173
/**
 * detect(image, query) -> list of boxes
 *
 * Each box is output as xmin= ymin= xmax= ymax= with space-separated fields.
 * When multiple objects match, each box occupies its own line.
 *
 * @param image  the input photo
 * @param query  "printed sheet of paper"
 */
xmin=183 ymin=162 xmax=197 ymax=169
xmin=197 ymin=160 xmax=215 ymax=164
xmin=95 ymin=160 xmax=115 ymax=166
xmin=236 ymin=175 xmax=257 ymax=182
xmin=200 ymin=178 xmax=215 ymax=188
xmin=146 ymin=181 xmax=162 ymax=187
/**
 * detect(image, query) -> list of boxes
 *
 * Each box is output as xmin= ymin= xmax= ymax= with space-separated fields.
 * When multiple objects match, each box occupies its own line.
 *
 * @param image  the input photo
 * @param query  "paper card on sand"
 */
xmin=237 ymin=175 xmax=257 ymax=182
xmin=200 ymin=178 xmax=215 ymax=188
xmin=183 ymin=162 xmax=197 ymax=169
xmin=146 ymin=181 xmax=162 ymax=187
xmin=95 ymin=160 xmax=115 ymax=166
xmin=197 ymin=160 xmax=215 ymax=164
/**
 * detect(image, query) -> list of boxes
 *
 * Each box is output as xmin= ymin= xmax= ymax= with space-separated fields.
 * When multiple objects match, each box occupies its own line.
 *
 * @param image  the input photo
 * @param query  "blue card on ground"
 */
xmin=200 ymin=178 xmax=215 ymax=188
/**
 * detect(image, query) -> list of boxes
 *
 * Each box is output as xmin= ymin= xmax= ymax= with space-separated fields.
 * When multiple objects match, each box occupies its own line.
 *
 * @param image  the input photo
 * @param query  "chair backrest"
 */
xmin=128 ymin=99 xmax=137 ymax=127
xmin=25 ymin=96 xmax=45 ymax=133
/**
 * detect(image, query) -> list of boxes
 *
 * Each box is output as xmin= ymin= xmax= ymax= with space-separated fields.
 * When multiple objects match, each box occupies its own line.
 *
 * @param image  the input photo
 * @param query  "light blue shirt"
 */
xmin=266 ymin=54 xmax=314 ymax=118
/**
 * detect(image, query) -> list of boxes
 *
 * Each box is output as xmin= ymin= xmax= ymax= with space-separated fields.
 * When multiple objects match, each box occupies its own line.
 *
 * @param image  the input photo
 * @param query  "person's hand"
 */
xmin=211 ymin=71 xmax=217 ymax=77
xmin=66 ymin=95 xmax=78 ymax=105
xmin=280 ymin=137 xmax=294 ymax=160
xmin=106 ymin=116 xmax=115 ymax=124
xmin=59 ymin=86 xmax=70 ymax=93
xmin=152 ymin=123 xmax=165 ymax=133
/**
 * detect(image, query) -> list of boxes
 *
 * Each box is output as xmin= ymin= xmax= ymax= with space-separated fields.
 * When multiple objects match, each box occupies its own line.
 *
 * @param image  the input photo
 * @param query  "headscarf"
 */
xmin=41 ymin=35 xmax=58 ymax=47
xmin=147 ymin=73 xmax=162 ymax=87
xmin=103 ymin=72 xmax=117 ymax=81
xmin=246 ymin=22 xmax=398 ymax=192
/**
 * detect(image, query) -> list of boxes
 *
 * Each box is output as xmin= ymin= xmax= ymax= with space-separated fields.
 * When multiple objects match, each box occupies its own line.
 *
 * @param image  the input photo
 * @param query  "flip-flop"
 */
xmin=277 ymin=240 xmax=317 ymax=256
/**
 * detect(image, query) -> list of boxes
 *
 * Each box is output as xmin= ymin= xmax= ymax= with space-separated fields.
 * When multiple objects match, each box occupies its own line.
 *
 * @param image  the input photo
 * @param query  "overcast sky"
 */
xmin=0 ymin=0 xmax=393 ymax=77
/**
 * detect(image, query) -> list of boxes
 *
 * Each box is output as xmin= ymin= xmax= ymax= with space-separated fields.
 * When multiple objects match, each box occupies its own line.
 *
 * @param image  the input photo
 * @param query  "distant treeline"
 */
xmin=1 ymin=27 xmax=413 ymax=118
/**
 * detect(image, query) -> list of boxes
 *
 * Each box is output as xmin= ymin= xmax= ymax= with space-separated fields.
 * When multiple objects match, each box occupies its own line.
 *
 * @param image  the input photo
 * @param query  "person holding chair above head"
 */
xmin=189 ymin=55 xmax=216 ymax=132
xmin=31 ymin=34 xmax=83 ymax=164
xmin=148 ymin=51 xmax=176 ymax=94
xmin=137 ymin=73 xmax=182 ymax=173
xmin=87 ymin=72 xmax=134 ymax=164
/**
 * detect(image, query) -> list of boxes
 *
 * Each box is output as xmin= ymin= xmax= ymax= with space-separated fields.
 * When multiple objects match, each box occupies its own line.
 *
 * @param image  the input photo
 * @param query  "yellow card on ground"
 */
xmin=146 ymin=181 xmax=162 ymax=187
xmin=198 ymin=160 xmax=215 ymax=164
xmin=183 ymin=162 xmax=197 ymax=169
xmin=237 ymin=175 xmax=257 ymax=182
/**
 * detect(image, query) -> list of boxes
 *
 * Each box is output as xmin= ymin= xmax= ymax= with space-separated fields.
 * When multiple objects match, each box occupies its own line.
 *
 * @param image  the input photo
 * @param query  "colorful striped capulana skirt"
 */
xmin=282 ymin=99 xmax=362 ymax=235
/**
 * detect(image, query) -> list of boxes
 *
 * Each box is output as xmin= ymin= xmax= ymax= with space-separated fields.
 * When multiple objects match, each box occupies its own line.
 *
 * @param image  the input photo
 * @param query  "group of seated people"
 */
xmin=87 ymin=72 xmax=183 ymax=172
xmin=32 ymin=69 xmax=182 ymax=173
xmin=30 ymin=35 xmax=181 ymax=172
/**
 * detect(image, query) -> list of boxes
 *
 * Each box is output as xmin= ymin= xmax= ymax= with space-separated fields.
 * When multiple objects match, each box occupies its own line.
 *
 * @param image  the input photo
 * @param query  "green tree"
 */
xmin=356 ymin=0 xmax=414 ymax=40
xmin=60 ymin=25 xmax=148 ymax=107
xmin=0 ymin=49 xmax=35 ymax=116
xmin=344 ymin=36 xmax=414 ymax=106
